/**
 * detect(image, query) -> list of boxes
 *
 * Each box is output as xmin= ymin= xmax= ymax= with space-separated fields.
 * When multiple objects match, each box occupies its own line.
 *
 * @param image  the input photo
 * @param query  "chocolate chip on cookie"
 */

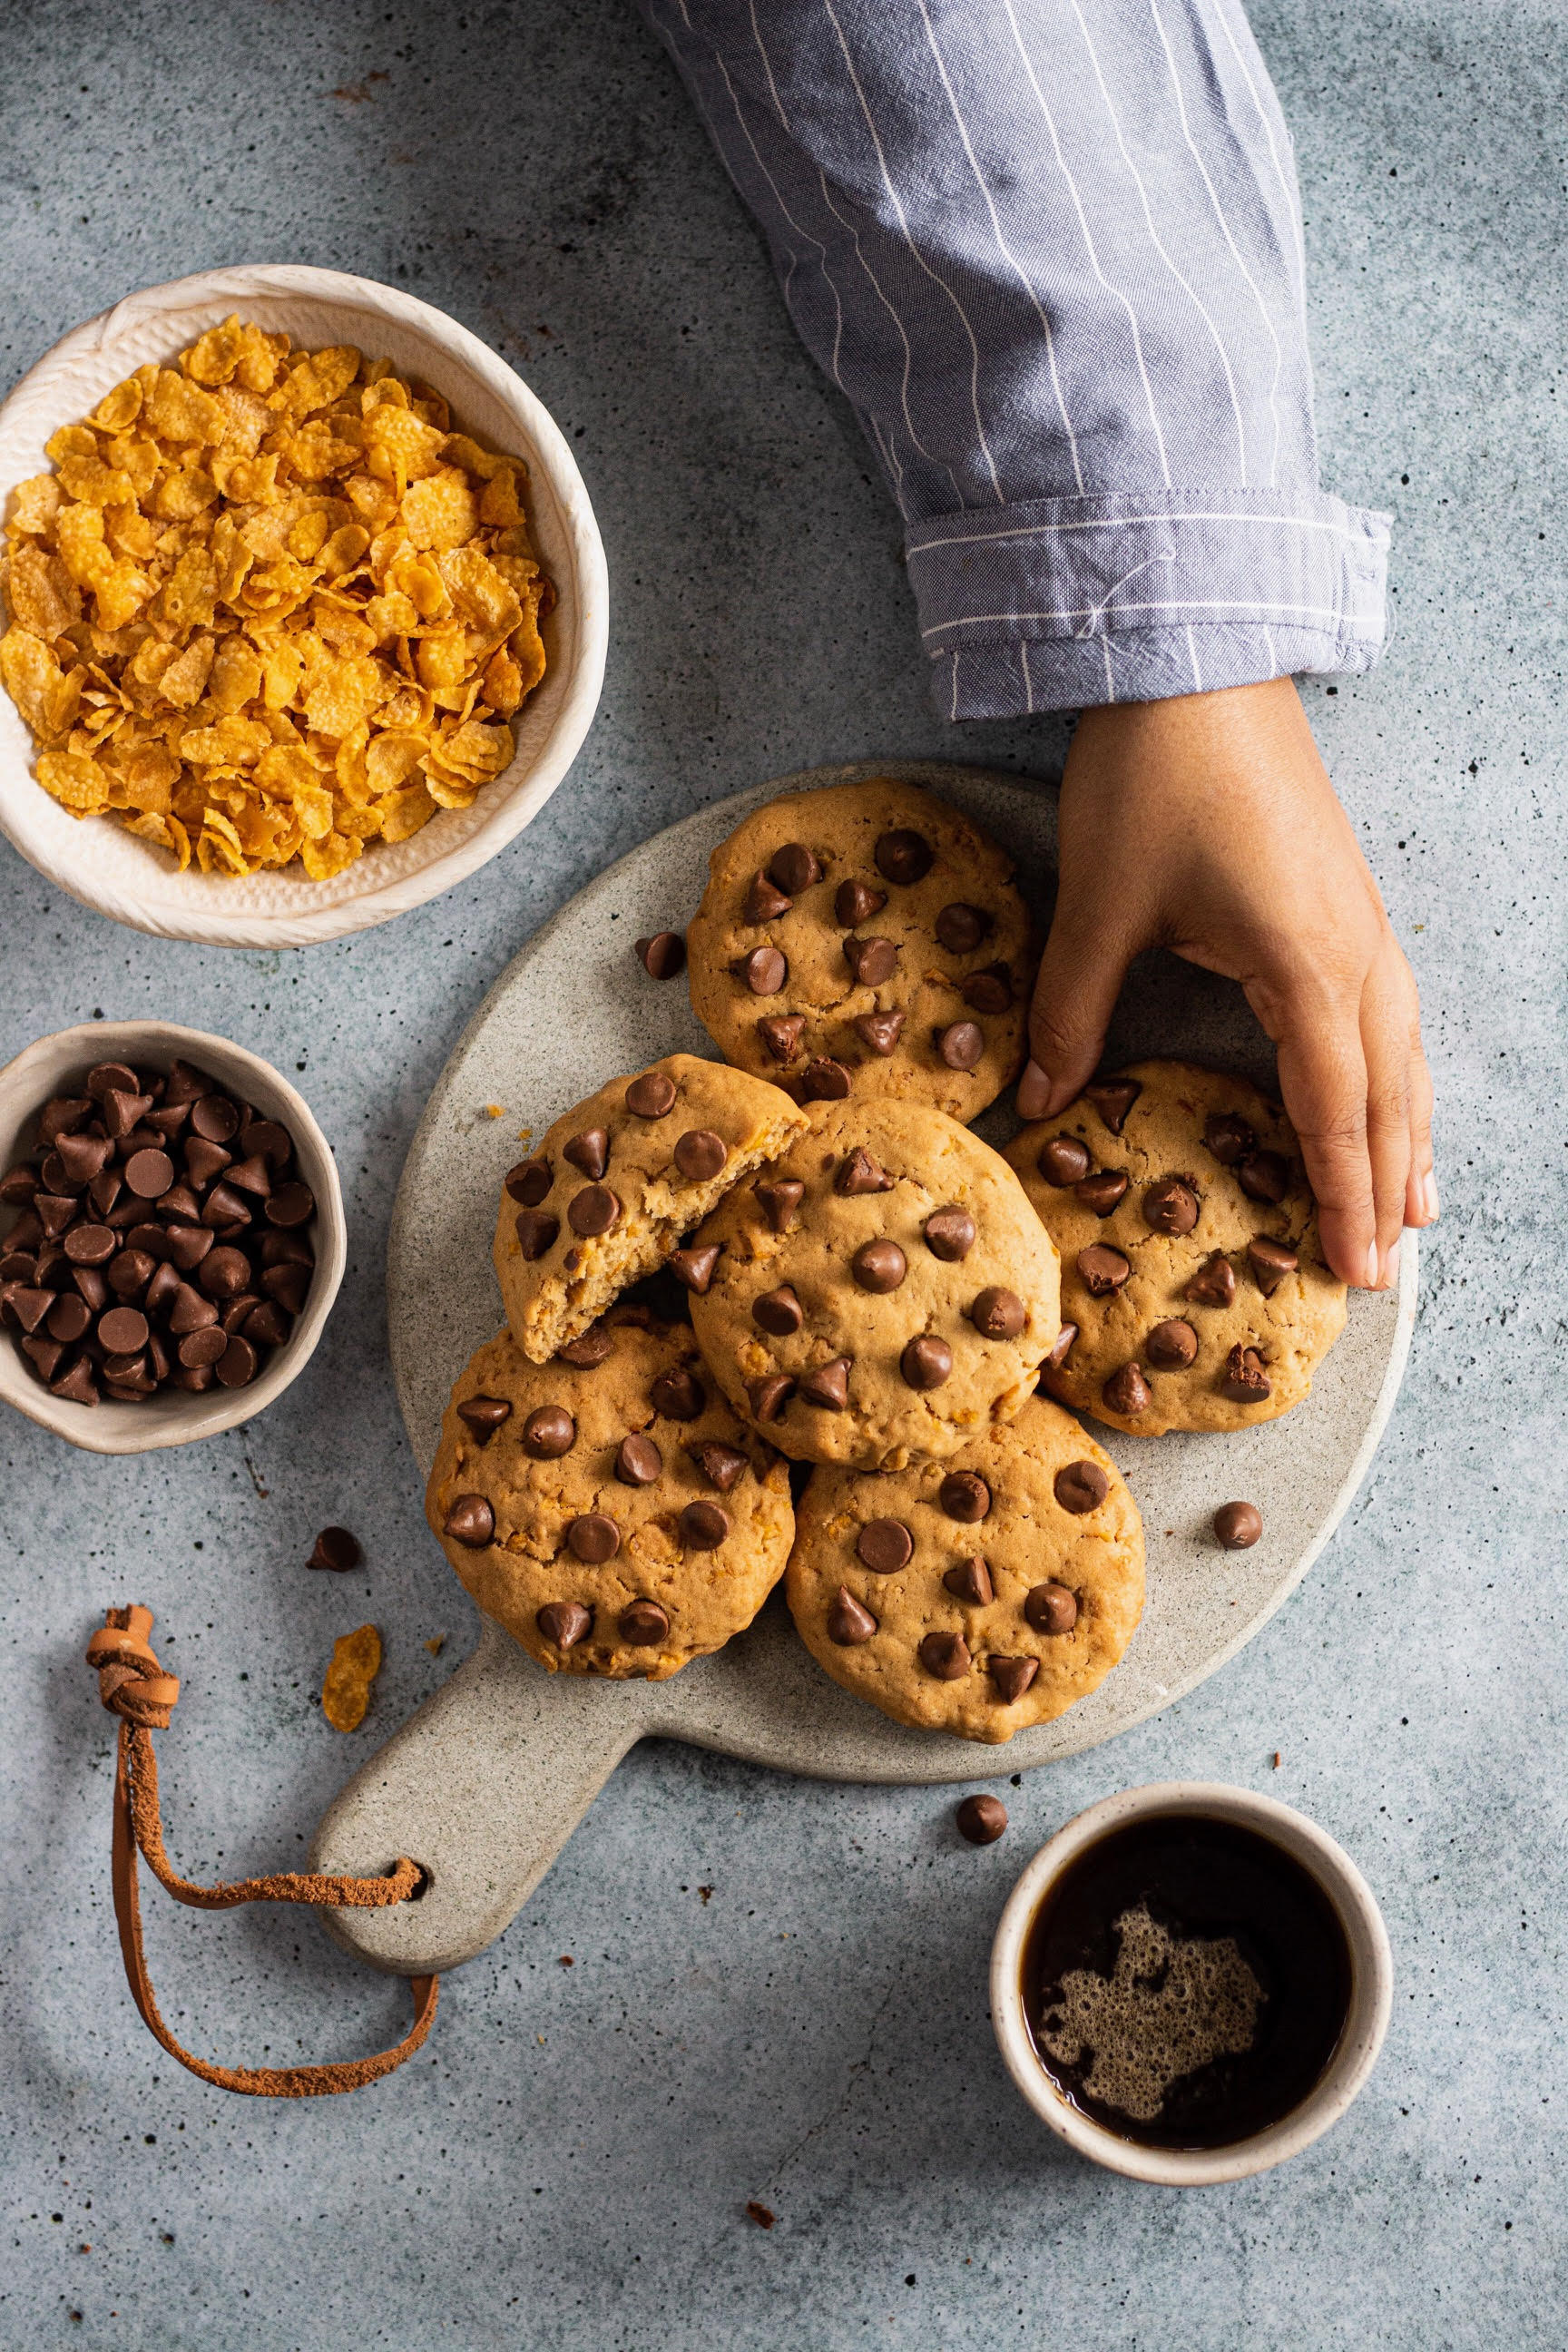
xmin=844 ymin=935 xmax=898 ymax=985
xmin=670 ymin=1243 xmax=721 ymax=1294
xmin=734 ymin=946 xmax=787 ymax=996
xmin=828 ymin=1586 xmax=878 ymax=1643
xmin=566 ymin=1511 xmax=621 ymax=1562
xmin=506 ymin=1159 xmax=551 ymax=1202
xmin=852 ymin=1239 xmax=906 ymax=1292
xmin=876 ymin=828 xmax=934 ymax=885
xmin=688 ymin=1439 xmax=749 ymax=1491
xmin=1102 ymin=1361 xmax=1151 ymax=1416
xmin=1024 ymin=1582 xmax=1078 ymax=1634
xmin=1038 ymin=1136 xmax=1091 ymax=1187
xmin=620 ymin=1599 xmax=669 ymax=1644
xmin=798 ymin=1355 xmax=852 ymax=1410
xmin=920 ymin=1629 xmax=971 ymax=1680
xmin=939 ymin=1469 xmax=991 ymax=1523
xmin=524 ymin=1405 xmax=577 ymax=1458
xmin=536 ymin=1601 xmax=593 ymax=1649
xmin=935 ymin=903 xmax=992 ymax=954
xmin=961 ymin=966 xmax=1013 ymax=1014
xmin=457 ymin=1395 xmax=512 ymax=1442
xmin=858 ymin=1517 xmax=914 ymax=1572
xmin=625 ymin=1071 xmax=678 ymax=1119
xmin=749 ymin=1374 xmax=795 ymax=1423
xmin=989 ymin=1657 xmax=1039 ymax=1704
xmin=752 ymin=1284 xmax=804 ymax=1336
xmin=936 ymin=1021 xmax=985 ymax=1072
xmin=835 ymin=877 xmax=887 ymax=926
xmin=1183 ymin=1253 xmax=1237 ymax=1308
xmin=568 ymin=1183 xmax=621 ymax=1237
xmin=755 ymin=1178 xmax=805 ymax=1232
xmin=615 ymin=1434 xmax=662 ymax=1485
xmin=1083 ymin=1078 xmax=1142 ymax=1133
xmin=745 ymin=870 xmax=792 ymax=923
xmin=1248 ymin=1235 xmax=1298 ymax=1295
xmin=943 ymin=1555 xmax=994 ymax=1605
xmin=558 ymin=1325 xmax=614 ymax=1367
xmin=758 ymin=1014 xmax=805 ymax=1063
xmin=1238 ymin=1150 xmax=1290 ymax=1204
xmin=444 ymin=1494 xmax=495 ymax=1547
xmin=853 ymin=1011 xmax=906 ymax=1055
xmin=1220 ymin=1345 xmax=1271 ymax=1403
xmin=680 ymin=1500 xmax=730 ymax=1549
xmin=836 ymin=1146 xmax=893 ymax=1196
xmin=1142 ymin=1178 xmax=1200 ymax=1235
xmin=769 ymin=841 xmax=822 ymax=896
xmin=1044 ymin=1322 xmax=1078 ymax=1369
xmin=1053 ymin=1459 xmax=1108 ymax=1514
xmin=652 ymin=1364 xmax=706 ymax=1418
xmin=514 ymin=1209 xmax=559 ymax=1259
xmin=800 ymin=1058 xmax=853 ymax=1100
xmin=923 ymin=1204 xmax=975 ymax=1261
xmin=563 ymin=1128 xmax=610 ymax=1180
xmin=969 ymin=1287 xmax=1025 ymax=1340
xmin=1074 ymin=1170 xmax=1128 ymax=1217
xmin=1077 ymin=1244 xmax=1131 ymax=1296
xmin=1204 ymin=1111 xmax=1255 ymax=1165
xmin=900 ymin=1333 xmax=953 ymax=1389
xmin=1144 ymin=1318 xmax=1199 ymax=1368
xmin=674 ymin=1130 xmax=728 ymax=1181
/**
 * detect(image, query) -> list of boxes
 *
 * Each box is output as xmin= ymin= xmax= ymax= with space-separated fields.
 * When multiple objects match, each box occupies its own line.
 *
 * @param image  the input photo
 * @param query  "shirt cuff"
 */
xmin=905 ymin=489 xmax=1391 ymax=720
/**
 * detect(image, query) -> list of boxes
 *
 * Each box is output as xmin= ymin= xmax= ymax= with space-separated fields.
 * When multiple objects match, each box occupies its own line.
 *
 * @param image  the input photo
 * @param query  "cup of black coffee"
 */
xmin=990 ymin=1784 xmax=1392 ymax=2183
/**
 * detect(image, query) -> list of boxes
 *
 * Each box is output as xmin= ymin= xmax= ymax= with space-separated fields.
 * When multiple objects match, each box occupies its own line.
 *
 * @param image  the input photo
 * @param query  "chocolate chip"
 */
xmin=852 ymin=1239 xmax=906 ymax=1293
xmin=836 ymin=1146 xmax=893 ymax=1196
xmin=40 ymin=1093 xmax=94 ymax=1142
xmin=177 ymin=1325 xmax=227 ymax=1369
xmin=1221 ymin=1345 xmax=1272 ymax=1403
xmin=524 ymin=1406 xmax=577 ymax=1459
xmin=220 ymin=1293 xmax=261 ymax=1335
xmin=169 ymin=1364 xmax=213 ymax=1395
xmin=1184 ymin=1253 xmax=1237 ymax=1308
xmin=758 ymin=1015 xmax=805 ymax=1063
xmin=264 ymin=1181 xmax=314 ymax=1229
xmin=1083 ymin=1078 xmax=1142 ymax=1134
xmin=944 ymin=1555 xmax=994 ymax=1605
xmin=835 ymin=877 xmax=887 ymax=926
xmin=1075 ymin=1170 xmax=1129 ymax=1217
xmin=50 ymin=1357 xmax=99 ymax=1405
xmin=1239 ymin=1151 xmax=1290 ymax=1205
xmin=1037 ymin=1135 xmax=1090 ymax=1187
xmin=33 ymin=1196 xmax=76 ymax=1239
xmin=853 ymin=1011 xmax=906 ymax=1055
xmin=107 ymin=1250 xmax=154 ymax=1300
xmin=920 ymin=1630 xmax=971 ymax=1680
xmin=754 ymin=1179 xmax=804 ymax=1233
xmin=1054 ymin=1459 xmax=1109 ymax=1514
xmin=936 ymin=1021 xmax=984 ymax=1072
xmin=64 ymin=1224 xmax=116 ymax=1266
xmin=1145 ymin=1318 xmax=1199 ymax=1368
xmin=921 ymin=1207 xmax=976 ymax=1267
xmin=635 ymin=930 xmax=687 ymax=977
xmin=168 ymin=1281 xmax=218 ymax=1334
xmin=161 ymin=1062 xmax=208 ymax=1108
xmin=46 ymin=1294 xmax=90 ymax=1343
xmin=225 ymin=1154 xmax=271 ymax=1200
xmin=956 ymin=1792 xmax=1006 ymax=1841
xmin=900 ymin=1333 xmax=953 ymax=1389
xmin=748 ymin=1374 xmax=795 ymax=1423
xmin=844 ymin=935 xmax=897 ymax=986
xmin=989 ymin=1657 xmax=1039 ymax=1704
xmin=799 ymin=1058 xmax=852 ymax=1101
xmin=537 ymin=1601 xmax=592 ymax=1648
xmin=242 ymin=1301 xmax=291 ymax=1348
xmin=670 ymin=1244 xmax=720 ymax=1294
xmin=619 ymin=1599 xmax=670 ymax=1645
xmin=184 ymin=1136 xmax=232 ymax=1188
xmin=743 ymin=870 xmax=792 ymax=922
xmin=688 ymin=1440 xmax=748 ymax=1492
xmin=651 ymin=1365 xmax=705 ymax=1419
xmin=260 ymin=1259 xmax=309 ymax=1313
xmin=674 ymin=1130 xmax=727 ymax=1181
xmin=458 ymin=1395 xmax=512 ymax=1442
xmin=970 ymin=1287 xmax=1025 ymax=1341
xmin=514 ymin=1209 xmax=560 ymax=1259
xmin=505 ymin=1159 xmax=552 ymax=1206
xmin=769 ymin=841 xmax=822 ymax=896
xmin=0 ymin=1164 xmax=38 ymax=1205
xmin=240 ymin=1119 xmax=293 ymax=1171
xmin=965 ymin=966 xmax=1013 ymax=1014
xmin=1076 ymin=1245 xmax=1131 ymax=1295
xmin=567 ymin=1512 xmax=621 ymax=1563
xmin=558 ymin=1325 xmax=614 ymax=1367
xmin=19 ymin=1335 xmax=64 ymax=1383
xmin=798 ymin=1355 xmax=852 ymax=1409
xmin=1102 ymin=1361 xmax=1152 ymax=1416
xmin=734 ymin=946 xmax=787 ymax=995
xmin=752 ymin=1284 xmax=803 ymax=1336
xmin=198 ymin=1245 xmax=250 ymax=1299
xmin=1204 ymin=1111 xmax=1256 ymax=1166
xmin=616 ymin=1434 xmax=663 ymax=1485
xmin=939 ymin=1470 xmax=991 ymax=1523
xmin=857 ymin=1518 xmax=913 ymax=1573
xmin=145 ymin=1261 xmax=183 ymax=1318
xmin=563 ymin=1128 xmax=609 ymax=1181
xmin=98 ymin=1306 xmax=148 ymax=1355
xmin=828 ymin=1586 xmax=877 ymax=1644
xmin=935 ymin=903 xmax=991 ymax=954
xmin=681 ymin=1499 xmax=730 ymax=1549
xmin=1214 ymin=1500 xmax=1263 ymax=1549
xmin=88 ymin=1170 xmax=122 ymax=1217
xmin=1024 ymin=1583 xmax=1078 ymax=1634
xmin=626 ymin=1071 xmax=678 ymax=1119
xmin=102 ymin=1089 xmax=152 ymax=1141
xmin=191 ymin=1094 xmax=240 ymax=1144
xmin=85 ymin=1062 xmax=139 ymax=1102
xmin=1143 ymin=1178 xmax=1200 ymax=1235
xmin=876 ymin=828 xmax=933 ymax=885
xmin=55 ymin=1131 xmax=110 ymax=1185
xmin=308 ymin=1526 xmax=361 ymax=1573
xmin=1248 ymin=1235 xmax=1298 ymax=1294
xmin=173 ymin=1181 xmax=221 ymax=1225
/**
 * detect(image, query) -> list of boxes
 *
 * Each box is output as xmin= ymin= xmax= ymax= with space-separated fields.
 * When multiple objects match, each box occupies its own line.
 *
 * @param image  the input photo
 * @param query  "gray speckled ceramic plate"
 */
xmin=312 ymin=762 xmax=1415 ymax=1975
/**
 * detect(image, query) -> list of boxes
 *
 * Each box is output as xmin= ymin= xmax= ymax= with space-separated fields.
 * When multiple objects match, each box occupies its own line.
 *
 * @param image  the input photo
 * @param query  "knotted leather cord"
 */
xmin=87 ymin=1606 xmax=437 ymax=2097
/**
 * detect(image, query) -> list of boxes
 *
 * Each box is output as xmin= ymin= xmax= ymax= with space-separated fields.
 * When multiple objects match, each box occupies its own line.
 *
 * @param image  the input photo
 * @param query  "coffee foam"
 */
xmin=1038 ymin=1905 xmax=1263 ymax=2123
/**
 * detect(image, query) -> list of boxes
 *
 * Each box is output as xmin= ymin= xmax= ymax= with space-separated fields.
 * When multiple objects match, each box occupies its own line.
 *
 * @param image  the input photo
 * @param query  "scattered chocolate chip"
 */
xmin=309 ymin=1527 xmax=361 ymax=1573
xmin=1248 ymin=1235 xmax=1298 ymax=1294
xmin=827 ymin=1586 xmax=877 ymax=1644
xmin=681 ymin=1499 xmax=730 ymax=1549
xmin=923 ymin=1205 xmax=975 ymax=1262
xmin=752 ymin=1284 xmax=803 ymax=1337
xmin=876 ymin=828 xmax=933 ymax=885
xmin=1204 ymin=1111 xmax=1256 ymax=1165
xmin=900 ymin=1333 xmax=953 ymax=1389
xmin=754 ymin=1179 xmax=805 ymax=1233
xmin=920 ymin=1630 xmax=971 ymax=1680
xmin=1075 ymin=1169 xmax=1129 ymax=1217
xmin=844 ymin=935 xmax=897 ymax=986
xmin=1076 ymin=1245 xmax=1131 ymax=1296
xmin=1214 ymin=1500 xmax=1263 ymax=1549
xmin=853 ymin=1011 xmax=906 ymax=1056
xmin=798 ymin=1355 xmax=852 ymax=1410
xmin=1083 ymin=1078 xmax=1142 ymax=1134
xmin=524 ymin=1406 xmax=577 ymax=1459
xmin=620 ymin=1598 xmax=670 ymax=1645
xmin=835 ymin=877 xmax=887 ymax=926
xmin=745 ymin=2203 xmax=776 ymax=2230
xmin=505 ymin=1159 xmax=552 ymax=1206
xmin=799 ymin=1058 xmax=852 ymax=1101
xmin=1054 ymin=1460 xmax=1109 ymax=1514
xmin=688 ymin=1440 xmax=748 ymax=1492
xmin=989 ymin=1657 xmax=1039 ymax=1704
xmin=558 ymin=1325 xmax=614 ymax=1367
xmin=626 ymin=1071 xmax=678 ymax=1119
xmin=616 ymin=1434 xmax=663 ymax=1485
xmin=744 ymin=869 xmax=792 ymax=922
xmin=567 ymin=1512 xmax=621 ymax=1563
xmin=651 ymin=1365 xmax=705 ymax=1419
xmin=514 ymin=1209 xmax=560 ymax=1259
xmin=674 ymin=1130 xmax=727 ymax=1181
xmin=758 ymin=1014 xmax=805 ymax=1063
xmin=1145 ymin=1318 xmax=1199 ymax=1368
xmin=939 ymin=1470 xmax=991 ymax=1523
xmin=936 ymin=1020 xmax=984 ymax=1072
xmin=1024 ymin=1583 xmax=1078 ymax=1634
xmin=969 ymin=1287 xmax=1025 ymax=1341
xmin=1102 ymin=1361 xmax=1152 ymax=1416
xmin=748 ymin=1373 xmax=795 ymax=1423
xmin=445 ymin=1494 xmax=496 ymax=1547
xmin=635 ymin=930 xmax=687 ymax=978
xmin=836 ymin=1146 xmax=894 ymax=1196
xmin=935 ymin=903 xmax=992 ymax=955
xmin=1239 ymin=1151 xmax=1290 ymax=1205
xmin=857 ymin=1518 xmax=913 ymax=1573
xmin=1037 ymin=1135 xmax=1090 ymax=1187
xmin=734 ymin=946 xmax=787 ymax=995
xmin=563 ymin=1128 xmax=609 ymax=1181
xmin=956 ymin=1792 xmax=1006 ymax=1842
xmin=852 ymin=1239 xmax=906 ymax=1293
xmin=769 ymin=841 xmax=822 ymax=896
xmin=670 ymin=1244 xmax=720 ymax=1294
xmin=944 ymin=1555 xmax=994 ymax=1605
xmin=1220 ymin=1345 xmax=1272 ymax=1404
xmin=1184 ymin=1253 xmax=1237 ymax=1308
xmin=537 ymin=1601 xmax=592 ymax=1649
xmin=1143 ymin=1178 xmax=1200 ymax=1235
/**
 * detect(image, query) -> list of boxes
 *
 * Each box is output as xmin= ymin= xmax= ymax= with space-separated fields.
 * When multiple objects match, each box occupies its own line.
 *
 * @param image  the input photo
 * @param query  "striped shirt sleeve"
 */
xmin=636 ymin=0 xmax=1390 ymax=719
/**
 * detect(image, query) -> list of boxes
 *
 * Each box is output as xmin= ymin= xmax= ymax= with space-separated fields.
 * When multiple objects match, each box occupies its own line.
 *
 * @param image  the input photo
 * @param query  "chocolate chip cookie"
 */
xmin=426 ymin=1313 xmax=794 ymax=1679
xmin=785 ymin=1393 xmax=1144 ymax=1744
xmin=686 ymin=1096 xmax=1061 ymax=1470
xmin=1005 ymin=1060 xmax=1348 ymax=1436
xmin=685 ymin=778 xmax=1035 ymax=1121
xmin=493 ymin=1053 xmax=808 ymax=1364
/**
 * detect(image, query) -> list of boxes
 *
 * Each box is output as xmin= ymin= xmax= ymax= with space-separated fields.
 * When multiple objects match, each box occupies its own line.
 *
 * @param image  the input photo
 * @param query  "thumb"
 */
xmin=1016 ymin=891 xmax=1136 ymax=1122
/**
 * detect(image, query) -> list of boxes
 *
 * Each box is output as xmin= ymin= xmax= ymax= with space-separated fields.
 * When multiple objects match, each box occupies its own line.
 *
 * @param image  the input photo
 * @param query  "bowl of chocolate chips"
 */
xmin=0 ymin=1021 xmax=345 ymax=1452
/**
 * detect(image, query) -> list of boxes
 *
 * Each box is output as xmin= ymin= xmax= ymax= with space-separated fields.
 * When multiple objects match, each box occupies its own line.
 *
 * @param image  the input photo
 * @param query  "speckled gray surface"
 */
xmin=0 ymin=3 xmax=1563 ymax=2347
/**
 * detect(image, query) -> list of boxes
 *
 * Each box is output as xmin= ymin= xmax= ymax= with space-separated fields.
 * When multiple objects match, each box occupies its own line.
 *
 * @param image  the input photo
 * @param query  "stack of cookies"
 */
xmin=425 ymin=778 xmax=1348 ymax=1747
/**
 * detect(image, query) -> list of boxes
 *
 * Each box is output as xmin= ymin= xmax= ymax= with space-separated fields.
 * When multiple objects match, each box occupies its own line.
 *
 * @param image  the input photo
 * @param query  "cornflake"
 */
xmin=0 ymin=318 xmax=553 ymax=880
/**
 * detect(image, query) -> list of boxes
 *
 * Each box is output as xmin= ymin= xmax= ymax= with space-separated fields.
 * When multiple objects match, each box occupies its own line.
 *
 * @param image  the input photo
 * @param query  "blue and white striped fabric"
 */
xmin=638 ymin=0 xmax=1390 ymax=718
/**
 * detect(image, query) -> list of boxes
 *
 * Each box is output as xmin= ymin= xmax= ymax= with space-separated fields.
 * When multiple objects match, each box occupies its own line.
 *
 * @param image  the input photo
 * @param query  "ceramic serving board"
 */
xmin=311 ymin=762 xmax=1415 ymax=1975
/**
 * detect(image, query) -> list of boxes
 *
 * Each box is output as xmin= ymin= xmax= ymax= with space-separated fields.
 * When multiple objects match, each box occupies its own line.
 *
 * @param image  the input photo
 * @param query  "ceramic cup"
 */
xmin=0 ymin=1020 xmax=346 ymax=1455
xmin=990 ymin=1780 xmax=1393 ymax=2184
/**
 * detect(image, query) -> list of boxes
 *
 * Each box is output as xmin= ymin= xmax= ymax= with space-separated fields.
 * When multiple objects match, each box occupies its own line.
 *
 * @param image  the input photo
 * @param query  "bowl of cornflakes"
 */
xmin=0 ymin=264 xmax=607 ymax=946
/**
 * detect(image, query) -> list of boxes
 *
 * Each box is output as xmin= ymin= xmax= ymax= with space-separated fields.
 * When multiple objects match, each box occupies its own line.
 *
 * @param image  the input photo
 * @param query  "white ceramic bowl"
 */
xmin=990 ymin=1781 xmax=1393 ymax=2185
xmin=0 ymin=263 xmax=608 ymax=946
xmin=0 ymin=1021 xmax=346 ymax=1454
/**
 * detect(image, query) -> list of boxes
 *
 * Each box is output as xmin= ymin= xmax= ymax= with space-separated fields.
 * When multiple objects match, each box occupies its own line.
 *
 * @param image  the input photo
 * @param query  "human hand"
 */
xmin=1015 ymin=678 xmax=1436 ymax=1289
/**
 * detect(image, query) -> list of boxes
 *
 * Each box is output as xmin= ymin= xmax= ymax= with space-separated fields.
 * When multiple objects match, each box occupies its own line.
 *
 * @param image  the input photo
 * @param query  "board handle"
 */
xmin=309 ymin=1619 xmax=652 ymax=1975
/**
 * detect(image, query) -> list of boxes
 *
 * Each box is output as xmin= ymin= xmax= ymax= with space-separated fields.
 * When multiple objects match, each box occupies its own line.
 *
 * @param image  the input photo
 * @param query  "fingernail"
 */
xmin=1382 ymin=1240 xmax=1401 ymax=1289
xmin=1016 ymin=1060 xmax=1052 ymax=1120
xmin=1420 ymin=1171 xmax=1439 ymax=1224
xmin=1363 ymin=1241 xmax=1380 ymax=1290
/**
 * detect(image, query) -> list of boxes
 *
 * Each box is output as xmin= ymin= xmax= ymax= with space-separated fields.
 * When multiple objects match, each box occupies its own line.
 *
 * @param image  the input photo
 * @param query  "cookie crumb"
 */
xmin=425 ymin=1634 xmax=446 ymax=1656
xmin=1272 ymin=1751 xmax=1281 ymax=1769
xmin=558 ymin=1955 xmax=573 ymax=1967
xmin=484 ymin=1103 xmax=506 ymax=1119
xmin=699 ymin=1886 xmax=713 ymax=1904
xmin=745 ymin=2202 xmax=775 ymax=2230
